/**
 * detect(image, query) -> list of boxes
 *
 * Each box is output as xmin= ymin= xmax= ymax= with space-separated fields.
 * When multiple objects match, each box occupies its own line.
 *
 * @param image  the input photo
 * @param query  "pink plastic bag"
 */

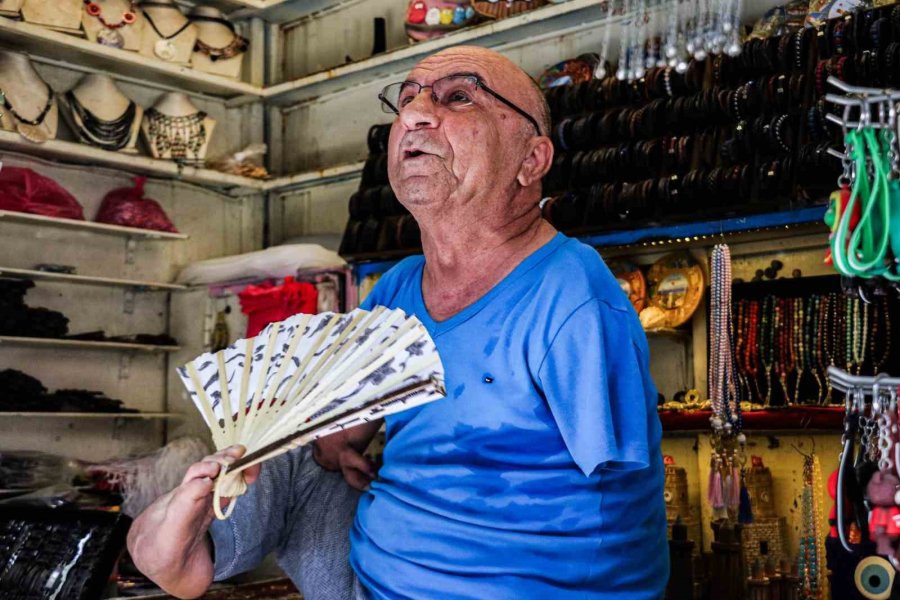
xmin=0 ymin=167 xmax=85 ymax=220
xmin=95 ymin=177 xmax=178 ymax=233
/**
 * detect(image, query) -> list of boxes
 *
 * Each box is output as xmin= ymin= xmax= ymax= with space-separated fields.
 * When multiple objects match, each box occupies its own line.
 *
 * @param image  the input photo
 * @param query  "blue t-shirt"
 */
xmin=350 ymin=233 xmax=668 ymax=599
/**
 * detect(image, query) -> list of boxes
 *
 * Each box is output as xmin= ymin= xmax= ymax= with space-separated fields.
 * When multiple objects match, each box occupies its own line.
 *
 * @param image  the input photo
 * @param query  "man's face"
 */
xmin=386 ymin=49 xmax=534 ymax=212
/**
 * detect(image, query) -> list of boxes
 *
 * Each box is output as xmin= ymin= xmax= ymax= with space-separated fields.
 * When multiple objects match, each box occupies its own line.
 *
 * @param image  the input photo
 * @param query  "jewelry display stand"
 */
xmin=138 ymin=0 xmax=197 ymax=65
xmin=0 ymin=50 xmax=58 ymax=143
xmin=60 ymin=74 xmax=143 ymax=153
xmin=21 ymin=0 xmax=83 ymax=33
xmin=141 ymin=92 xmax=215 ymax=162
xmin=82 ymin=0 xmax=145 ymax=51
xmin=0 ymin=0 xmax=24 ymax=18
xmin=190 ymin=7 xmax=247 ymax=80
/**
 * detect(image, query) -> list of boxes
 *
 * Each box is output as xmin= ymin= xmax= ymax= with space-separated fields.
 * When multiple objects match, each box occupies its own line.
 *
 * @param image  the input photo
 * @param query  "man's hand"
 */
xmin=313 ymin=421 xmax=381 ymax=491
xmin=127 ymin=446 xmax=261 ymax=599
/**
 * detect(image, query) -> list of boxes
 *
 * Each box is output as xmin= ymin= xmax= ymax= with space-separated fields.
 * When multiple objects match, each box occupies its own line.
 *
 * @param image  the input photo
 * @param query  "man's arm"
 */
xmin=313 ymin=420 xmax=381 ymax=490
xmin=127 ymin=446 xmax=260 ymax=599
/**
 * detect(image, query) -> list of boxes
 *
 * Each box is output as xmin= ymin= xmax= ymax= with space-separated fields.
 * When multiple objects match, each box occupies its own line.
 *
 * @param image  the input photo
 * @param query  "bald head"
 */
xmin=410 ymin=46 xmax=551 ymax=136
xmin=386 ymin=45 xmax=555 ymax=235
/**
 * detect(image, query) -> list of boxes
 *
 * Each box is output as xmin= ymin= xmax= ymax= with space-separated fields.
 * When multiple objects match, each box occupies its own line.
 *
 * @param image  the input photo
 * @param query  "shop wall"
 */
xmin=0 ymin=154 xmax=263 ymax=461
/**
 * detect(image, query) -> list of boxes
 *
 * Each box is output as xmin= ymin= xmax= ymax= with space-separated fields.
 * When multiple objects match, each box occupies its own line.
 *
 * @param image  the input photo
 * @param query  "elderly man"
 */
xmin=128 ymin=46 xmax=668 ymax=599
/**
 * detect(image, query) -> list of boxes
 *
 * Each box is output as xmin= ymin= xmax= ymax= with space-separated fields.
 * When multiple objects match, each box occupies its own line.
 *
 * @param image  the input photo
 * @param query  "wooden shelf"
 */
xmin=0 ymin=131 xmax=266 ymax=193
xmin=263 ymin=161 xmax=365 ymax=192
xmin=0 ymin=17 xmax=262 ymax=100
xmin=265 ymin=0 xmax=627 ymax=106
xmin=0 ymin=266 xmax=186 ymax=291
xmin=0 ymin=211 xmax=188 ymax=240
xmin=0 ymin=411 xmax=180 ymax=419
xmin=0 ymin=336 xmax=180 ymax=353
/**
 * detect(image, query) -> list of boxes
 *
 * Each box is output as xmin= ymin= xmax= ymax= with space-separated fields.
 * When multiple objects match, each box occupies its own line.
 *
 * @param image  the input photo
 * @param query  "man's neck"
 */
xmin=418 ymin=213 xmax=557 ymax=322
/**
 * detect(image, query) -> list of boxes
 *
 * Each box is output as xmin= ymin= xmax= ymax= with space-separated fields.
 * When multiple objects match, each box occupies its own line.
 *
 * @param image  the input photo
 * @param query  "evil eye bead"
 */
xmin=855 ymin=556 xmax=895 ymax=600
xmin=122 ymin=11 xmax=136 ymax=24
xmin=85 ymin=2 xmax=101 ymax=16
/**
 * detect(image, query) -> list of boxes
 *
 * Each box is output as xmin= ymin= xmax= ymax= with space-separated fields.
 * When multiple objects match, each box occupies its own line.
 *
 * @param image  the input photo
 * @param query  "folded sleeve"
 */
xmin=537 ymin=298 xmax=659 ymax=476
xmin=208 ymin=450 xmax=301 ymax=580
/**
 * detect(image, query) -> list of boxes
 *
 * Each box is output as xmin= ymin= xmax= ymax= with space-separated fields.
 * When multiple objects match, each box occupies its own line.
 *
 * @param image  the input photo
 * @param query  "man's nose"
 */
xmin=399 ymin=90 xmax=440 ymax=130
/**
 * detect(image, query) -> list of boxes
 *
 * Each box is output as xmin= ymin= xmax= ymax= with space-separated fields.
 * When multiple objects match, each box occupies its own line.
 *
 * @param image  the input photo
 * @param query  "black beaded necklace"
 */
xmin=65 ymin=90 xmax=136 ymax=151
xmin=1 ymin=84 xmax=53 ymax=126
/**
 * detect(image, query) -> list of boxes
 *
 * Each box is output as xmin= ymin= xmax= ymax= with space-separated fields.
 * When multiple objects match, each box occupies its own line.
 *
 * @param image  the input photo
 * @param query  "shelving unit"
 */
xmin=0 ymin=132 xmax=266 ymax=194
xmin=263 ymin=161 xmax=365 ymax=192
xmin=0 ymin=266 xmax=186 ymax=291
xmin=0 ymin=336 xmax=180 ymax=353
xmin=0 ymin=211 xmax=188 ymax=240
xmin=266 ymin=0 xmax=604 ymax=106
xmin=0 ymin=17 xmax=262 ymax=100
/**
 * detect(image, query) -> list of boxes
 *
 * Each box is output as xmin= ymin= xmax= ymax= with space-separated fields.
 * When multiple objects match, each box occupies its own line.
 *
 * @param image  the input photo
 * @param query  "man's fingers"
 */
xmin=340 ymin=449 xmax=376 ymax=478
xmin=343 ymin=467 xmax=373 ymax=492
xmin=176 ymin=477 xmax=215 ymax=503
xmin=182 ymin=461 xmax=222 ymax=485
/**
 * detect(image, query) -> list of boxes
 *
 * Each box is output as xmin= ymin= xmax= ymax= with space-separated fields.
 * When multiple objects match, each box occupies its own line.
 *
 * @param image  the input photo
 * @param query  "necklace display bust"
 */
xmin=21 ymin=0 xmax=82 ymax=32
xmin=61 ymin=74 xmax=143 ymax=153
xmin=141 ymin=92 xmax=216 ymax=161
xmin=0 ymin=0 xmax=24 ymax=18
xmin=0 ymin=51 xmax=58 ymax=144
xmin=82 ymin=0 xmax=145 ymax=51
xmin=139 ymin=0 xmax=197 ymax=64
xmin=190 ymin=7 xmax=247 ymax=80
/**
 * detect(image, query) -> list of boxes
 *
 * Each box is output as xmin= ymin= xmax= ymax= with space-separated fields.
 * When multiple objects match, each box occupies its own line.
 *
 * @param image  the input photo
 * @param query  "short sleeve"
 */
xmin=537 ymin=298 xmax=659 ymax=476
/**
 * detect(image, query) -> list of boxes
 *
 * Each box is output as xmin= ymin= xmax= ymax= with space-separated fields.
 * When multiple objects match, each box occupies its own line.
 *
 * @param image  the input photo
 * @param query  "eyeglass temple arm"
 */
xmin=477 ymin=83 xmax=542 ymax=136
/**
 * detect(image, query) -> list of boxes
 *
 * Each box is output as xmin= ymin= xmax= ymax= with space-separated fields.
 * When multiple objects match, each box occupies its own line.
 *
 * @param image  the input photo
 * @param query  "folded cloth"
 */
xmin=176 ymin=244 xmax=345 ymax=286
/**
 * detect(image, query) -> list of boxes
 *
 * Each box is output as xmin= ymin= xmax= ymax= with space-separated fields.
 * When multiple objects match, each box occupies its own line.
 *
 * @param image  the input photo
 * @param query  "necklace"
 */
xmin=191 ymin=15 xmax=249 ymax=62
xmin=873 ymin=296 xmax=892 ymax=374
xmin=1 ymin=84 xmax=54 ymax=143
xmin=798 ymin=452 xmax=825 ymax=599
xmin=83 ymin=0 xmax=137 ymax=48
xmin=141 ymin=2 xmax=193 ymax=61
xmin=759 ymin=295 xmax=776 ymax=405
xmin=145 ymin=107 xmax=207 ymax=160
xmin=65 ymin=90 xmax=136 ymax=151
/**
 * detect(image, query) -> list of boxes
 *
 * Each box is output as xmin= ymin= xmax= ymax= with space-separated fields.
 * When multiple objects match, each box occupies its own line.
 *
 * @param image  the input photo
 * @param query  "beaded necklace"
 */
xmin=807 ymin=296 xmax=824 ymax=404
xmin=759 ymin=295 xmax=776 ymax=405
xmin=744 ymin=300 xmax=761 ymax=401
xmin=793 ymin=297 xmax=807 ymax=405
xmin=873 ymin=296 xmax=892 ymax=374
xmin=708 ymin=244 xmax=745 ymax=519
xmin=83 ymin=0 xmax=137 ymax=48
xmin=798 ymin=452 xmax=826 ymax=599
xmin=847 ymin=297 xmax=869 ymax=375
xmin=817 ymin=295 xmax=832 ymax=403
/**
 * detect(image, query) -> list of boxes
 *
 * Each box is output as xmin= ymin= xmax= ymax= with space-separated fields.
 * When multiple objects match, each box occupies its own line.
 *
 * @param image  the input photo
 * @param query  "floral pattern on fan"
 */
xmin=178 ymin=306 xmax=445 ymax=519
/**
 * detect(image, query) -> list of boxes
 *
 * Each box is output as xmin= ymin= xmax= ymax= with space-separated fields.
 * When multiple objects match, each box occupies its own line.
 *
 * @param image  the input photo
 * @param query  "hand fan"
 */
xmin=178 ymin=306 xmax=445 ymax=519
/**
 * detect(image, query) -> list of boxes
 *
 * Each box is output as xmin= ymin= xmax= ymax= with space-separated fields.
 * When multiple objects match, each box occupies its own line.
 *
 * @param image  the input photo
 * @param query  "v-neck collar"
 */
xmin=412 ymin=232 xmax=568 ymax=337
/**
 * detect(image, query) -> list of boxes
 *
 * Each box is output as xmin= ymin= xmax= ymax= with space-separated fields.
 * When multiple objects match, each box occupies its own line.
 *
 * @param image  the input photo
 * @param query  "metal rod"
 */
xmin=824 ymin=112 xmax=891 ymax=129
xmin=827 ymin=366 xmax=900 ymax=394
xmin=826 ymin=76 xmax=900 ymax=100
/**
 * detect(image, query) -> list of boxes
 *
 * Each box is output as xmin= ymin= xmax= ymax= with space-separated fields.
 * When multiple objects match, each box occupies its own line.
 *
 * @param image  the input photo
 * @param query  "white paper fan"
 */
xmin=177 ymin=306 xmax=445 ymax=519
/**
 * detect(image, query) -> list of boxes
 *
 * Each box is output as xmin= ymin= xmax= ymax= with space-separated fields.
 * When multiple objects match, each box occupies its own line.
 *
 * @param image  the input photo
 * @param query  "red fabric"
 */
xmin=658 ymin=406 xmax=845 ymax=431
xmin=95 ymin=176 xmax=177 ymax=232
xmin=0 ymin=167 xmax=85 ymax=219
xmin=239 ymin=276 xmax=319 ymax=337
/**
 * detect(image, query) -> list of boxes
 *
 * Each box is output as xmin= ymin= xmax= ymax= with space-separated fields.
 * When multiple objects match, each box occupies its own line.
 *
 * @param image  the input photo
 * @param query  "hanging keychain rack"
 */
xmin=828 ymin=366 xmax=900 ymax=396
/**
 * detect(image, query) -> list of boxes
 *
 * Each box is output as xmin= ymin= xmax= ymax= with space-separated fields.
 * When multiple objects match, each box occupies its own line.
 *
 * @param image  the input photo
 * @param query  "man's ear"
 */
xmin=516 ymin=136 xmax=554 ymax=187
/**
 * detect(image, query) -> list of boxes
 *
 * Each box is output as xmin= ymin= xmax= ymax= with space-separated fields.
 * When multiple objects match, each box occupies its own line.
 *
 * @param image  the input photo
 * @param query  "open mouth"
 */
xmin=404 ymin=149 xmax=430 ymax=159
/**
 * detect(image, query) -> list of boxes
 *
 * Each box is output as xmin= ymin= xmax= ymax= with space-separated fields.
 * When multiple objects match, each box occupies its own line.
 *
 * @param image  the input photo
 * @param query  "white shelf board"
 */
xmin=0 ymin=210 xmax=188 ymax=240
xmin=0 ymin=17 xmax=263 ymax=100
xmin=0 ymin=130 xmax=266 ymax=193
xmin=0 ymin=411 xmax=181 ymax=419
xmin=264 ymin=160 xmax=365 ymax=192
xmin=0 ymin=336 xmax=180 ymax=353
xmin=265 ymin=0 xmax=606 ymax=106
xmin=0 ymin=266 xmax=186 ymax=291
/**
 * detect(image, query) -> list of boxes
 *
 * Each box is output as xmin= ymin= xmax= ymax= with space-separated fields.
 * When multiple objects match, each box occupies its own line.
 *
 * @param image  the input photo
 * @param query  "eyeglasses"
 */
xmin=378 ymin=74 xmax=542 ymax=136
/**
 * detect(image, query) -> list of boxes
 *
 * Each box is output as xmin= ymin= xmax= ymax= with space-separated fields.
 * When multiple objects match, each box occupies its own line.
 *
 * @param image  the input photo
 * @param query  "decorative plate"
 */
xmin=642 ymin=252 xmax=705 ymax=328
